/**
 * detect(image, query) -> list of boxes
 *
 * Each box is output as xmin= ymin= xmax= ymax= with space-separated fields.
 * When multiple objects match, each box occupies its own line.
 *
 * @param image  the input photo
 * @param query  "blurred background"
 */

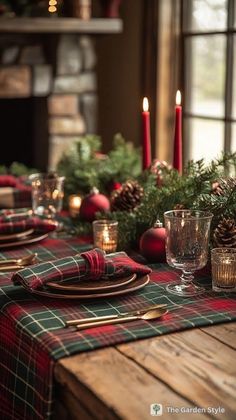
xmin=0 ymin=0 xmax=235 ymax=170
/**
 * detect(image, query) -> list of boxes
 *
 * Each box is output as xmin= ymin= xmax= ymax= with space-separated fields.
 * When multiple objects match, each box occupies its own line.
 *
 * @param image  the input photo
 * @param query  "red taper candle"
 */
xmin=173 ymin=90 xmax=182 ymax=174
xmin=142 ymin=97 xmax=152 ymax=170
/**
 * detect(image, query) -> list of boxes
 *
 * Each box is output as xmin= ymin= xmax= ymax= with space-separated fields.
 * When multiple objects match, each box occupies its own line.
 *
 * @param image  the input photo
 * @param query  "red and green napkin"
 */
xmin=0 ymin=175 xmax=32 ymax=208
xmin=12 ymin=248 xmax=152 ymax=291
xmin=0 ymin=216 xmax=58 ymax=234
xmin=0 ymin=208 xmax=32 ymax=223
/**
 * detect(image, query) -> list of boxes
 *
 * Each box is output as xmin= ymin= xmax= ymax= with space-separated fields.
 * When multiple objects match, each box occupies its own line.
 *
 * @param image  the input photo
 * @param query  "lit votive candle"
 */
xmin=211 ymin=248 xmax=236 ymax=292
xmin=69 ymin=194 xmax=82 ymax=218
xmin=93 ymin=220 xmax=118 ymax=253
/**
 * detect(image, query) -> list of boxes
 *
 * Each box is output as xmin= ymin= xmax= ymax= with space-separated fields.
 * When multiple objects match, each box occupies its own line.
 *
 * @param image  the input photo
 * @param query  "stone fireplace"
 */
xmin=0 ymin=33 xmax=97 ymax=170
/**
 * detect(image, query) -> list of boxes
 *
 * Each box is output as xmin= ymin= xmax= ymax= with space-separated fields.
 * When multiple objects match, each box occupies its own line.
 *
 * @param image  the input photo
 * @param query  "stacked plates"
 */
xmin=0 ymin=229 xmax=48 ymax=249
xmin=30 ymin=274 xmax=150 ymax=299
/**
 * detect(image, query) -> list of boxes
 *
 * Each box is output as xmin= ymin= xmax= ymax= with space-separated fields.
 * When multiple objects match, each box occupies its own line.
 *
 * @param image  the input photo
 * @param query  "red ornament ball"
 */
xmin=107 ymin=180 xmax=122 ymax=193
xmin=79 ymin=188 xmax=110 ymax=222
xmin=139 ymin=221 xmax=166 ymax=262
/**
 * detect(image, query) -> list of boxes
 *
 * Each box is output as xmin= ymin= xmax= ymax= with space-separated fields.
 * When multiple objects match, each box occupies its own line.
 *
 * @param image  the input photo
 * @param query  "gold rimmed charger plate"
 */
xmin=46 ymin=274 xmax=137 ymax=293
xmin=29 ymin=275 xmax=150 ymax=300
xmin=0 ymin=228 xmax=34 ymax=242
xmin=0 ymin=232 xmax=49 ymax=249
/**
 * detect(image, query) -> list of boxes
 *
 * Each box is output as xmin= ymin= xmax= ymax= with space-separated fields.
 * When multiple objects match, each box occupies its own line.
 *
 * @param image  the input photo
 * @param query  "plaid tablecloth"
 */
xmin=0 ymin=187 xmax=31 ymax=209
xmin=0 ymin=237 xmax=236 ymax=420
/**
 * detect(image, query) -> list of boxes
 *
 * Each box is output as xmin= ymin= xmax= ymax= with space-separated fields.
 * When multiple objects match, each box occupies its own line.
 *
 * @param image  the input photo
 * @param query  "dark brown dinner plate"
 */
xmin=46 ymin=273 xmax=137 ymax=292
xmin=29 ymin=275 xmax=150 ymax=300
xmin=0 ymin=228 xmax=34 ymax=242
xmin=0 ymin=232 xmax=49 ymax=249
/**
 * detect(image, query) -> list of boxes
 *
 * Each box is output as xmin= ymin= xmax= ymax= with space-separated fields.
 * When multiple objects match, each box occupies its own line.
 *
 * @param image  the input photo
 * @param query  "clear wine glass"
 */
xmin=164 ymin=210 xmax=213 ymax=296
xmin=31 ymin=173 xmax=65 ymax=219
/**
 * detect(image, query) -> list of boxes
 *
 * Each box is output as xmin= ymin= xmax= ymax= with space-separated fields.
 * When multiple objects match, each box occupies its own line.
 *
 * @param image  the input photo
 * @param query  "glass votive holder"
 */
xmin=68 ymin=194 xmax=82 ymax=218
xmin=93 ymin=220 xmax=118 ymax=253
xmin=211 ymin=248 xmax=236 ymax=292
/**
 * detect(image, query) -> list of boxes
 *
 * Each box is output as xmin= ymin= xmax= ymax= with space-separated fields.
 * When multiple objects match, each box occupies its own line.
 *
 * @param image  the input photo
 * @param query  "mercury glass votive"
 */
xmin=211 ymin=248 xmax=236 ymax=292
xmin=93 ymin=220 xmax=118 ymax=253
xmin=68 ymin=194 xmax=82 ymax=218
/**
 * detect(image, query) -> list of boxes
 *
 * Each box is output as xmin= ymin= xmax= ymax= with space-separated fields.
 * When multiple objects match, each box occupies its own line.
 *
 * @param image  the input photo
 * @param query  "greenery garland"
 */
xmin=57 ymin=134 xmax=141 ymax=200
xmin=2 ymin=137 xmax=235 ymax=252
xmin=72 ymin=150 xmax=236 ymax=250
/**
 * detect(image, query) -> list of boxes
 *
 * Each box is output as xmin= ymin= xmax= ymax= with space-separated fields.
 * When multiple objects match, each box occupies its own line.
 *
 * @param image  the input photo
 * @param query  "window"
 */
xmin=182 ymin=0 xmax=236 ymax=163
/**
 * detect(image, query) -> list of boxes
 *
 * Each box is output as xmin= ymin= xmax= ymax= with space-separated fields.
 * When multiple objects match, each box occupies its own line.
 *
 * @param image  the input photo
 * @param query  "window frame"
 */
xmin=182 ymin=0 xmax=236 ymax=161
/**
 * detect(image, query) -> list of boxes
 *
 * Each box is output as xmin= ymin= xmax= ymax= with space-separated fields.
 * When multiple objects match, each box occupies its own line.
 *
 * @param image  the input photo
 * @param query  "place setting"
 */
xmin=0 ymin=213 xmax=58 ymax=249
xmin=11 ymin=247 xmax=152 ymax=300
xmin=0 ymin=172 xmax=64 ymax=250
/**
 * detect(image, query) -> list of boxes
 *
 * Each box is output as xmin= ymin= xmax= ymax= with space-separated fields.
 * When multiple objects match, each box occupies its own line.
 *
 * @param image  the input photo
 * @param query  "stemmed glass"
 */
xmin=164 ymin=210 xmax=213 ymax=296
xmin=31 ymin=173 xmax=65 ymax=219
xmin=30 ymin=173 xmax=65 ymax=236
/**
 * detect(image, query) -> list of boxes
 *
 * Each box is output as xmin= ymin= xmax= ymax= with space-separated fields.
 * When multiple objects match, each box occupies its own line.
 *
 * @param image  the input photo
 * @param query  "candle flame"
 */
xmin=176 ymin=90 xmax=181 ymax=105
xmin=72 ymin=196 xmax=81 ymax=207
xmin=103 ymin=226 xmax=110 ymax=243
xmin=143 ymin=97 xmax=149 ymax=112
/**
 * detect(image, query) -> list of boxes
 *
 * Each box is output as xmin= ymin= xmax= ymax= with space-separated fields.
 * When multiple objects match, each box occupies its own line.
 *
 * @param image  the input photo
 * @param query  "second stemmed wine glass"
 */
xmin=31 ymin=173 xmax=65 ymax=219
xmin=164 ymin=210 xmax=213 ymax=297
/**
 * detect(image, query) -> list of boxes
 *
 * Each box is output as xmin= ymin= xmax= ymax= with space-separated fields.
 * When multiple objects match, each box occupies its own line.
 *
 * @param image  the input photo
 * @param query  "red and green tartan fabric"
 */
xmin=0 ymin=208 xmax=32 ymax=222
xmin=12 ymin=248 xmax=152 ymax=291
xmin=0 ymin=216 xmax=58 ymax=234
xmin=0 ymin=237 xmax=236 ymax=420
xmin=0 ymin=175 xmax=32 ymax=209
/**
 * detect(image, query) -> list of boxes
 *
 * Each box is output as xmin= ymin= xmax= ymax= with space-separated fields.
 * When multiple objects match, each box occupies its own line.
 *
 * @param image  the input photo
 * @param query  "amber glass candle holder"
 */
xmin=211 ymin=248 xmax=236 ymax=292
xmin=93 ymin=220 xmax=118 ymax=253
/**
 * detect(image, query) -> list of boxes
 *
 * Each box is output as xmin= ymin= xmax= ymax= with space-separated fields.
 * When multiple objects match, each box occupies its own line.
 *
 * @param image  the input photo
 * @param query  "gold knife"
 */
xmin=0 ymin=265 xmax=23 ymax=271
xmin=65 ymin=304 xmax=167 ymax=327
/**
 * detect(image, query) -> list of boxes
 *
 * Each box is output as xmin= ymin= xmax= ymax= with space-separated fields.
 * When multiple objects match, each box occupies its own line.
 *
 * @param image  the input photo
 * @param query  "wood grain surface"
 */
xmin=54 ymin=323 xmax=236 ymax=419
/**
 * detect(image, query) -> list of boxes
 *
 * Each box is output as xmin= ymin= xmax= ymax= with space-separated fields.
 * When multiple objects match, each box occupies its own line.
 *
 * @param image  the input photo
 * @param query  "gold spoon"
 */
xmin=0 ymin=253 xmax=37 ymax=267
xmin=76 ymin=308 xmax=168 ymax=331
xmin=66 ymin=304 xmax=167 ymax=327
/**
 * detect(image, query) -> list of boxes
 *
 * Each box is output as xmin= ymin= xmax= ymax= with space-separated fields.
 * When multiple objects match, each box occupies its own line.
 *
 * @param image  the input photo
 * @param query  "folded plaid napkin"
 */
xmin=0 ymin=175 xmax=32 ymax=209
xmin=0 ymin=208 xmax=32 ymax=223
xmin=0 ymin=216 xmax=58 ymax=234
xmin=12 ymin=248 xmax=152 ymax=291
xmin=0 ymin=175 xmax=18 ymax=188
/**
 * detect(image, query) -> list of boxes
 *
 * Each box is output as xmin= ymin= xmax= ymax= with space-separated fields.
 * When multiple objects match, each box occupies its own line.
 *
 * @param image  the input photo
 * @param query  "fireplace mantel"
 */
xmin=0 ymin=17 xmax=123 ymax=34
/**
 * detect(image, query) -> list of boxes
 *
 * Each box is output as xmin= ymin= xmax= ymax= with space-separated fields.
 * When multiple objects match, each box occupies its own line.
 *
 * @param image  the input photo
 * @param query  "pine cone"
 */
xmin=212 ymin=178 xmax=236 ymax=196
xmin=173 ymin=204 xmax=186 ymax=210
xmin=213 ymin=218 xmax=236 ymax=248
xmin=111 ymin=180 xmax=144 ymax=212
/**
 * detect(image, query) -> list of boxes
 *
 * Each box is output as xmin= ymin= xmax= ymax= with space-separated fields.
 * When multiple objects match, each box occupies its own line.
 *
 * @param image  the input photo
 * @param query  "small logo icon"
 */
xmin=150 ymin=404 xmax=163 ymax=416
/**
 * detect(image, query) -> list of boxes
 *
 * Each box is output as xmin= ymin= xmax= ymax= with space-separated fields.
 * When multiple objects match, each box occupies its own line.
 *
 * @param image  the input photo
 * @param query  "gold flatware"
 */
xmin=66 ymin=303 xmax=167 ymax=327
xmin=76 ymin=308 xmax=168 ymax=331
xmin=0 ymin=265 xmax=26 ymax=272
xmin=0 ymin=253 xmax=37 ymax=267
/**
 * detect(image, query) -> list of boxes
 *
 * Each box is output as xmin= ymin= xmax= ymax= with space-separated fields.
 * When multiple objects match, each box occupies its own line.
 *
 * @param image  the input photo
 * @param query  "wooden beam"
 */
xmin=155 ymin=0 xmax=181 ymax=164
xmin=0 ymin=18 xmax=123 ymax=34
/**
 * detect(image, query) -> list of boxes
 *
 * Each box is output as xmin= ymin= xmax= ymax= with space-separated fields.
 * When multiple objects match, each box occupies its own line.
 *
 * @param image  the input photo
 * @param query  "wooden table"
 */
xmin=53 ymin=322 xmax=236 ymax=419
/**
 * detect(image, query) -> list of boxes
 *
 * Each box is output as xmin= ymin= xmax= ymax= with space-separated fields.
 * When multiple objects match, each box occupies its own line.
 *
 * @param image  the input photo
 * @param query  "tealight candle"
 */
xmin=93 ymin=220 xmax=118 ymax=253
xmin=211 ymin=248 xmax=236 ymax=292
xmin=68 ymin=194 xmax=82 ymax=218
